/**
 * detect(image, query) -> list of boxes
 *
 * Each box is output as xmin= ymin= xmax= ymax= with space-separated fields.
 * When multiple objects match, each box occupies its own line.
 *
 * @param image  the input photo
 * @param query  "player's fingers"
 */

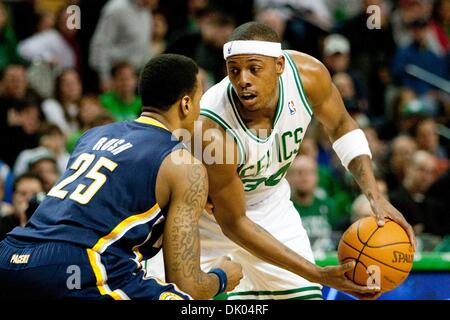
xmin=347 ymin=282 xmax=380 ymax=295
xmin=390 ymin=214 xmax=417 ymax=251
xmin=339 ymin=261 xmax=356 ymax=274
xmin=212 ymin=256 xmax=231 ymax=269
xmin=372 ymin=207 xmax=385 ymax=227
xmin=400 ymin=221 xmax=417 ymax=252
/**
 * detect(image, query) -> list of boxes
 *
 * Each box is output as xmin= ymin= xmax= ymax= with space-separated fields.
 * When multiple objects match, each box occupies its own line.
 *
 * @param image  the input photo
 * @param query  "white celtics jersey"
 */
xmin=200 ymin=52 xmax=313 ymax=205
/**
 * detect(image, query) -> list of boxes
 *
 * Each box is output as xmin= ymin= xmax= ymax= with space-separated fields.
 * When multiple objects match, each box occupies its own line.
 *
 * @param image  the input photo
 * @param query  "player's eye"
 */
xmin=230 ymin=68 xmax=239 ymax=75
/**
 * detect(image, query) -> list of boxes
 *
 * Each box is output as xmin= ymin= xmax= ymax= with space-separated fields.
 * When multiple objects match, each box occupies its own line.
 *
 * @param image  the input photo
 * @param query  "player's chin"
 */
xmin=239 ymin=97 xmax=259 ymax=111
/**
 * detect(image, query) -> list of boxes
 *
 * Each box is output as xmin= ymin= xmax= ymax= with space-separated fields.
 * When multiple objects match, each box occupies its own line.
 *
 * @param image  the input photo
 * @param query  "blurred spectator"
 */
xmin=0 ymin=173 xmax=43 ymax=240
xmin=89 ymin=0 xmax=155 ymax=91
xmin=324 ymin=34 xmax=368 ymax=111
xmin=398 ymin=97 xmax=431 ymax=132
xmin=255 ymin=0 xmax=333 ymax=30
xmin=100 ymin=62 xmax=140 ymax=121
xmin=0 ymin=99 xmax=42 ymax=167
xmin=42 ymin=68 xmax=82 ymax=135
xmin=0 ymin=176 xmax=13 ymax=217
xmin=363 ymin=126 xmax=387 ymax=168
xmin=326 ymin=0 xmax=363 ymax=23
xmin=391 ymin=17 xmax=449 ymax=96
xmin=67 ymin=95 xmax=109 ymax=153
xmin=332 ymin=72 xmax=367 ymax=116
xmin=385 ymin=134 xmax=418 ymax=191
xmin=0 ymin=64 xmax=41 ymax=109
xmin=298 ymin=137 xmax=341 ymax=199
xmin=14 ymin=124 xmax=69 ymax=177
xmin=337 ymin=0 xmax=397 ymax=117
xmin=28 ymin=155 xmax=59 ymax=194
xmin=413 ymin=117 xmax=448 ymax=159
xmin=0 ymin=159 xmax=14 ymax=204
xmin=165 ymin=5 xmax=235 ymax=84
xmin=151 ymin=11 xmax=169 ymax=56
xmin=391 ymin=0 xmax=434 ymax=48
xmin=289 ymin=155 xmax=335 ymax=253
xmin=35 ymin=10 xmax=55 ymax=33
xmin=0 ymin=1 xmax=22 ymax=72
xmin=255 ymin=8 xmax=292 ymax=48
xmin=429 ymin=0 xmax=450 ymax=56
xmin=17 ymin=6 xmax=79 ymax=71
xmin=389 ymin=150 xmax=437 ymax=233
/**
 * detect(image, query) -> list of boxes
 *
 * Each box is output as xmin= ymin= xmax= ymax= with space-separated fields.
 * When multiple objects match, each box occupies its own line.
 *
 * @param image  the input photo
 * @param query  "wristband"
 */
xmin=208 ymin=268 xmax=228 ymax=296
xmin=332 ymin=129 xmax=372 ymax=170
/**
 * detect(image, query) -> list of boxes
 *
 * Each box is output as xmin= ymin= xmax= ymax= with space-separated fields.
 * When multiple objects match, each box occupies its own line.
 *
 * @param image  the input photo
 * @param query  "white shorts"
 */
xmin=145 ymin=179 xmax=322 ymax=300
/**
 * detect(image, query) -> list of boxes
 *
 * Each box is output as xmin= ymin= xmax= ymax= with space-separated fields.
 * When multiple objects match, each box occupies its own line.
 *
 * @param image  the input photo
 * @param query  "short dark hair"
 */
xmin=139 ymin=54 xmax=199 ymax=112
xmin=38 ymin=123 xmax=64 ymax=138
xmin=111 ymin=61 xmax=135 ymax=78
xmin=13 ymin=173 xmax=43 ymax=192
xmin=228 ymin=22 xmax=280 ymax=43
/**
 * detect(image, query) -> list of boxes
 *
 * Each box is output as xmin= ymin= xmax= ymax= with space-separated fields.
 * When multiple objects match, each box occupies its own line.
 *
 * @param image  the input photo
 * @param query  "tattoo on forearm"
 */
xmin=348 ymin=156 xmax=378 ymax=202
xmin=168 ymin=165 xmax=214 ymax=295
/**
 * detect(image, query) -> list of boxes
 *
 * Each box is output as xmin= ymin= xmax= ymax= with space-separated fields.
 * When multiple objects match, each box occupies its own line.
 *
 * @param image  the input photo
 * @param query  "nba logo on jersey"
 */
xmin=288 ymin=100 xmax=296 ymax=115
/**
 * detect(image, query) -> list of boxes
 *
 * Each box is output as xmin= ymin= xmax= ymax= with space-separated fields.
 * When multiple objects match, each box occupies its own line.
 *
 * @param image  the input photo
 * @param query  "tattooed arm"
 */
xmin=156 ymin=149 xmax=242 ymax=300
xmin=288 ymin=50 xmax=416 ymax=249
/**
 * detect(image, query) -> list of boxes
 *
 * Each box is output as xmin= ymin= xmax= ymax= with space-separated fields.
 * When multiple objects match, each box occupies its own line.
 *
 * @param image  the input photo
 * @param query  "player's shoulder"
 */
xmin=284 ymin=50 xmax=332 ymax=107
xmin=201 ymin=77 xmax=230 ymax=110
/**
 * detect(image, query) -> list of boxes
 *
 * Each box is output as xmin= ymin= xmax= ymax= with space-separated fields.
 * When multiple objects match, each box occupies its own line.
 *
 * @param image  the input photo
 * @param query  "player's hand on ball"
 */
xmin=217 ymin=257 xmax=243 ymax=292
xmin=370 ymin=196 xmax=416 ymax=251
xmin=320 ymin=261 xmax=381 ymax=299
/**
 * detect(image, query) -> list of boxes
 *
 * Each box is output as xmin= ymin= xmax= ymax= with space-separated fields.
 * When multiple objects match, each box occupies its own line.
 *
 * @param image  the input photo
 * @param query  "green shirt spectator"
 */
xmin=100 ymin=61 xmax=141 ymax=121
xmin=0 ymin=3 xmax=22 ymax=72
xmin=292 ymin=189 xmax=335 ymax=241
xmin=100 ymin=91 xmax=141 ymax=121
xmin=288 ymin=155 xmax=336 ymax=253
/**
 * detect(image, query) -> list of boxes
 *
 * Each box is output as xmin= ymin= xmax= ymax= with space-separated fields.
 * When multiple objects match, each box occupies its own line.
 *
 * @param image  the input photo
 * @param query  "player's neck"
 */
xmin=140 ymin=112 xmax=174 ymax=132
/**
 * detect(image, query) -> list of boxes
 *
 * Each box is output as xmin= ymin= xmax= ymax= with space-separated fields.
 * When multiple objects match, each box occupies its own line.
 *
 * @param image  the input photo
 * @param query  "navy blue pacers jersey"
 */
xmin=9 ymin=116 xmax=184 ymax=264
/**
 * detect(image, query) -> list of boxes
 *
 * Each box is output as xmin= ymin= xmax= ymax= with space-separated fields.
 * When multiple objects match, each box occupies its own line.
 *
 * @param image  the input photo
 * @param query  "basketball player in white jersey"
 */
xmin=193 ymin=22 xmax=416 ymax=300
xmin=147 ymin=22 xmax=415 ymax=299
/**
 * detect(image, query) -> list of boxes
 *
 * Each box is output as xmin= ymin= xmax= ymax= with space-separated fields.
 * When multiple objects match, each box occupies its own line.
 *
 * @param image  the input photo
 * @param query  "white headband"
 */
xmin=223 ymin=40 xmax=283 ymax=60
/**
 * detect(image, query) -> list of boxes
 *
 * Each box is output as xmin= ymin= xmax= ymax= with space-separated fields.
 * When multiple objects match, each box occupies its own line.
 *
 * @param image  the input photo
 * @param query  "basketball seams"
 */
xmin=356 ymin=219 xmax=393 ymax=246
xmin=353 ymin=221 xmax=380 ymax=281
xmin=357 ymin=250 xmax=411 ymax=274
xmin=343 ymin=238 xmax=411 ymax=274
xmin=364 ymin=241 xmax=411 ymax=249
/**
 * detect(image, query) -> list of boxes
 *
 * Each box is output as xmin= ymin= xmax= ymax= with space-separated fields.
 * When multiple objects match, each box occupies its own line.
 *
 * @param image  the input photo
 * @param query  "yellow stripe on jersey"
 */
xmin=133 ymin=246 xmax=143 ymax=263
xmin=135 ymin=116 xmax=168 ymax=130
xmin=92 ymin=203 xmax=161 ymax=254
xmin=86 ymin=249 xmax=130 ymax=300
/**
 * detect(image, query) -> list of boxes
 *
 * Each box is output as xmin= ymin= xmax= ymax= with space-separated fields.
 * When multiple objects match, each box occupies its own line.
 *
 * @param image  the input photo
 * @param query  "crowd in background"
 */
xmin=0 ymin=0 xmax=449 ymax=255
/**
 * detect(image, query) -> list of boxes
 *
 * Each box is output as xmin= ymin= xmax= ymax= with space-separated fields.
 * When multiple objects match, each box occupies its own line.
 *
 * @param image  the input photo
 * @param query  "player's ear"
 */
xmin=275 ymin=55 xmax=285 ymax=75
xmin=180 ymin=95 xmax=191 ymax=117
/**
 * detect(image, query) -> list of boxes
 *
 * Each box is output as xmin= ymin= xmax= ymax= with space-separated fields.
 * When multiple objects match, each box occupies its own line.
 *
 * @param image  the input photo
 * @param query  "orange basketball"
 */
xmin=338 ymin=216 xmax=414 ymax=292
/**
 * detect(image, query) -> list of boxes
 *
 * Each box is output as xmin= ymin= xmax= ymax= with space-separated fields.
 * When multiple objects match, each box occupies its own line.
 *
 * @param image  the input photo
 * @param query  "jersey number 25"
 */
xmin=47 ymin=153 xmax=118 ymax=204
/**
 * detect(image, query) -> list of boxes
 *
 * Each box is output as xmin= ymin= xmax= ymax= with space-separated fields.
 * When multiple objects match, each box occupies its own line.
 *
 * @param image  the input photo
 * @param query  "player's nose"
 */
xmin=237 ymin=71 xmax=251 ymax=88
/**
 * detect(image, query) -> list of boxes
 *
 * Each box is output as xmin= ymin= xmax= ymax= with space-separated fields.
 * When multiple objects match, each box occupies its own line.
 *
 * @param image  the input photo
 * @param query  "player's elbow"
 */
xmin=218 ymin=216 xmax=247 ymax=243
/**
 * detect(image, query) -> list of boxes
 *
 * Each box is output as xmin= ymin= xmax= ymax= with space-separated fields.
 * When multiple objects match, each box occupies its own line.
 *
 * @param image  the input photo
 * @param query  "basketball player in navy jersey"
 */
xmin=0 ymin=54 xmax=242 ymax=300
